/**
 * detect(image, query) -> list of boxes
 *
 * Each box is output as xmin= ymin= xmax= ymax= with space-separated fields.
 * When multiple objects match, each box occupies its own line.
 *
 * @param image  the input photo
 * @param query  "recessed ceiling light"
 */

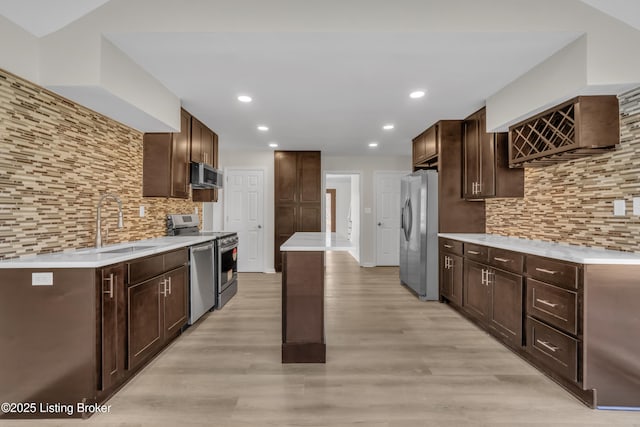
xmin=257 ymin=125 xmax=269 ymax=131
xmin=237 ymin=95 xmax=252 ymax=103
xmin=383 ymin=124 xmax=395 ymax=130
xmin=368 ymin=142 xmax=378 ymax=148
xmin=409 ymin=90 xmax=425 ymax=99
xmin=269 ymin=143 xmax=278 ymax=148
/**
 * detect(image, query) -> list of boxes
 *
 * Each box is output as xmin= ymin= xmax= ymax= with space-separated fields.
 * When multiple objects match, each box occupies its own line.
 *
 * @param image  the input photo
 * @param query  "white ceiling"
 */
xmin=106 ymin=31 xmax=580 ymax=156
xmin=0 ymin=0 xmax=110 ymax=37
xmin=0 ymin=1 xmax=639 ymax=156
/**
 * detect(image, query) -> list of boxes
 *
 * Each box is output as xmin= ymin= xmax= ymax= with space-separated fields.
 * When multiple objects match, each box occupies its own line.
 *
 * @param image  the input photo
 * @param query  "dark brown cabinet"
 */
xmin=440 ymin=237 xmax=464 ymax=306
xmin=412 ymin=126 xmax=437 ymax=167
xmin=463 ymin=259 xmax=490 ymax=322
xmin=413 ymin=121 xmax=486 ymax=233
xmin=463 ymin=108 xmax=523 ymax=200
xmin=98 ymin=263 xmax=126 ymax=392
xmin=440 ymin=252 xmax=463 ymax=306
xmin=192 ymin=119 xmax=219 ymax=202
xmin=488 ymin=268 xmax=523 ymax=348
xmin=142 ymin=109 xmax=191 ymax=198
xmin=274 ymin=151 xmax=321 ymax=272
xmin=509 ymin=96 xmax=619 ymax=167
xmin=190 ymin=116 xmax=216 ymax=166
xmin=126 ymin=249 xmax=188 ymax=370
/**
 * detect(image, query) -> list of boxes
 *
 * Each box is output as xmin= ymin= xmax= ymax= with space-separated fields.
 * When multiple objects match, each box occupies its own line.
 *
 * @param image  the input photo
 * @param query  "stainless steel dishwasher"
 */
xmin=188 ymin=241 xmax=216 ymax=324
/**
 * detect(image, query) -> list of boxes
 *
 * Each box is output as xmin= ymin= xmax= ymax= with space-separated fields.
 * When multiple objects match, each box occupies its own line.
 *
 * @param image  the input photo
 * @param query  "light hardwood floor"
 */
xmin=7 ymin=252 xmax=640 ymax=426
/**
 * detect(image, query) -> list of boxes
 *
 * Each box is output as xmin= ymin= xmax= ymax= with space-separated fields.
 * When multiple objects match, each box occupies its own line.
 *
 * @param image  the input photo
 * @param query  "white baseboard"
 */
xmin=361 ymin=262 xmax=376 ymax=268
xmin=264 ymin=268 xmax=276 ymax=274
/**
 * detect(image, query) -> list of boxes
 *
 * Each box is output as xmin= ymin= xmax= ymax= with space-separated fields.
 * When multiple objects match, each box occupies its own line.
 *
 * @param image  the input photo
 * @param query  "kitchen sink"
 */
xmin=99 ymin=245 xmax=157 ymax=254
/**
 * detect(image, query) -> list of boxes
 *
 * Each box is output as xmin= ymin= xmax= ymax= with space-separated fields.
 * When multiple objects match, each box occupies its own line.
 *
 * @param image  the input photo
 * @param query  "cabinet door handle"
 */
xmin=535 ymin=267 xmax=558 ymax=275
xmin=160 ymin=279 xmax=168 ymax=297
xmin=536 ymin=298 xmax=558 ymax=308
xmin=536 ymin=339 xmax=559 ymax=353
xmin=444 ymin=244 xmax=453 ymax=249
xmin=104 ymin=273 xmax=114 ymax=299
xmin=494 ymin=257 xmax=510 ymax=263
xmin=168 ymin=277 xmax=172 ymax=295
xmin=481 ymin=269 xmax=486 ymax=285
xmin=468 ymin=250 xmax=480 ymax=255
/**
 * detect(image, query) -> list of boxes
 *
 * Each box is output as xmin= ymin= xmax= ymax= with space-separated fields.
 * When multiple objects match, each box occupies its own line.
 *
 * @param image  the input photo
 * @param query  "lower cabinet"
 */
xmin=98 ymin=263 xmax=126 ymax=392
xmin=462 ymin=260 xmax=490 ymax=321
xmin=488 ymin=268 xmax=523 ymax=348
xmin=127 ymin=265 xmax=188 ymax=370
xmin=440 ymin=252 xmax=463 ymax=306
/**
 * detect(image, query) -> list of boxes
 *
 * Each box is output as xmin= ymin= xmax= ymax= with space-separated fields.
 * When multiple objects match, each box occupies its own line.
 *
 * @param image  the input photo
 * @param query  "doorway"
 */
xmin=325 ymin=172 xmax=361 ymax=263
xmin=223 ymin=168 xmax=265 ymax=272
xmin=325 ymin=189 xmax=336 ymax=232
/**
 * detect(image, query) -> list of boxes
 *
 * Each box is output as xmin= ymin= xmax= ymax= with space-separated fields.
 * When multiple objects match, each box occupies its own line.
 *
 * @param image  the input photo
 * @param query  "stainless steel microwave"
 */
xmin=190 ymin=162 xmax=223 ymax=189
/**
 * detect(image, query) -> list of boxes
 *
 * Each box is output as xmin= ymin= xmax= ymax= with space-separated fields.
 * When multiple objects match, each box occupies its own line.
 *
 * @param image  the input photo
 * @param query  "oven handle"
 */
xmin=219 ymin=243 xmax=238 ymax=252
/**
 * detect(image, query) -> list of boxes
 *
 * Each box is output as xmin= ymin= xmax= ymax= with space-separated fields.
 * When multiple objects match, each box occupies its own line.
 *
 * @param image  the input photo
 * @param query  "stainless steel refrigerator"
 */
xmin=399 ymin=170 xmax=439 ymax=300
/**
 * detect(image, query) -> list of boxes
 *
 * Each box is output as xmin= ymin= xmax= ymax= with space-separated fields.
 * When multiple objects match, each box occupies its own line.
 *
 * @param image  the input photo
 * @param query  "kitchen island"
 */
xmin=280 ymin=232 xmax=353 ymax=363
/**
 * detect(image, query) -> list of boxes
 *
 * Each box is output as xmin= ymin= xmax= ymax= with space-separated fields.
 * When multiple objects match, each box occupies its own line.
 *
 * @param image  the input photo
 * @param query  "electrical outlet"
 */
xmin=139 ymin=206 xmax=145 ymax=217
xmin=195 ymin=207 xmax=199 ymax=215
xmin=634 ymin=198 xmax=640 ymax=216
xmin=613 ymin=199 xmax=626 ymax=216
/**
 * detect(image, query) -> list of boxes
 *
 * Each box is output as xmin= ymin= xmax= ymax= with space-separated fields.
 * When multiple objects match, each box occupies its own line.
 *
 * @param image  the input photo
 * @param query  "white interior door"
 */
xmin=224 ymin=169 xmax=264 ymax=272
xmin=375 ymin=172 xmax=406 ymax=266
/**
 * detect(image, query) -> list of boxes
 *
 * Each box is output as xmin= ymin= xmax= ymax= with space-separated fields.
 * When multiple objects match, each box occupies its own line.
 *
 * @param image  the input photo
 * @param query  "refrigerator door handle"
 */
xmin=405 ymin=198 xmax=413 ymax=241
xmin=400 ymin=206 xmax=405 ymax=230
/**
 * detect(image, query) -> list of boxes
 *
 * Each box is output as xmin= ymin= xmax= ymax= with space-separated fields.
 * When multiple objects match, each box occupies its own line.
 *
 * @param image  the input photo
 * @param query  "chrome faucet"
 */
xmin=96 ymin=193 xmax=124 ymax=248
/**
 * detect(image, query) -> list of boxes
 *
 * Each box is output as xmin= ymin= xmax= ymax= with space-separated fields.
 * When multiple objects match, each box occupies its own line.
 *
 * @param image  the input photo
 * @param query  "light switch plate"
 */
xmin=634 ymin=198 xmax=640 ymax=216
xmin=613 ymin=199 xmax=626 ymax=216
xmin=139 ymin=206 xmax=145 ymax=217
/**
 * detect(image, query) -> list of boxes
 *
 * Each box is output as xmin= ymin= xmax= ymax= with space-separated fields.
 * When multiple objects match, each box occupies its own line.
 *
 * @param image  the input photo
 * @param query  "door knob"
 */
xmin=258 ymin=225 xmax=262 ymax=229
xmin=378 ymin=222 xmax=382 ymax=226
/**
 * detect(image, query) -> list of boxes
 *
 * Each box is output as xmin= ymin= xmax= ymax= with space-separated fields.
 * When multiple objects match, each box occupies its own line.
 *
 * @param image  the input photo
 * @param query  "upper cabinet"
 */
xmin=142 ymin=109 xmax=191 ymax=199
xmin=142 ymin=109 xmax=219 ymax=201
xmin=508 ymin=96 xmax=619 ymax=167
xmin=412 ymin=126 xmax=438 ymax=168
xmin=190 ymin=116 xmax=216 ymax=167
xmin=463 ymin=108 xmax=523 ymax=200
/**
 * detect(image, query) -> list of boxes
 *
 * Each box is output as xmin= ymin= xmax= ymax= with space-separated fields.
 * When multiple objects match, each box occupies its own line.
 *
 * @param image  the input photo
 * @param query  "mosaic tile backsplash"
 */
xmin=0 ymin=69 xmax=201 ymax=260
xmin=486 ymin=87 xmax=640 ymax=253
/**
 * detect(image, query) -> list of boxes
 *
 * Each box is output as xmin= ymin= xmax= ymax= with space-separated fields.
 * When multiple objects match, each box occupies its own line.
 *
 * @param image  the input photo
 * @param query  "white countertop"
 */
xmin=280 ymin=232 xmax=354 ymax=252
xmin=438 ymin=233 xmax=640 ymax=265
xmin=0 ymin=236 xmax=218 ymax=269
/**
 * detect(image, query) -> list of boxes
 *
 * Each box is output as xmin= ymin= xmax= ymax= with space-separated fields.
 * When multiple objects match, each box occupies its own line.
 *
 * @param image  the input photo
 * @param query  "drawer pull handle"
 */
xmin=536 ymin=339 xmax=559 ymax=353
xmin=444 ymin=244 xmax=453 ymax=249
xmin=535 ymin=267 xmax=558 ymax=275
xmin=494 ymin=257 xmax=510 ymax=263
xmin=536 ymin=298 xmax=558 ymax=308
xmin=468 ymin=250 xmax=480 ymax=255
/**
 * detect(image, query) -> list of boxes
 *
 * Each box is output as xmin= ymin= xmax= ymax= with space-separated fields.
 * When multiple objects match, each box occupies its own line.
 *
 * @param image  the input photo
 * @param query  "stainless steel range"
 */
xmin=167 ymin=214 xmax=239 ymax=318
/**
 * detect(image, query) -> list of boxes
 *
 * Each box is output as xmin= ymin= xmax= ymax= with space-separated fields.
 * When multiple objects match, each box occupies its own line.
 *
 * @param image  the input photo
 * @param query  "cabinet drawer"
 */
xmin=127 ymin=254 xmax=164 ymax=284
xmin=464 ymin=243 xmax=488 ymax=263
xmin=164 ymin=248 xmax=188 ymax=271
xmin=440 ymin=238 xmax=463 ymax=256
xmin=526 ymin=255 xmax=578 ymax=290
xmin=526 ymin=317 xmax=578 ymax=382
xmin=488 ymin=247 xmax=524 ymax=274
xmin=526 ymin=279 xmax=577 ymax=335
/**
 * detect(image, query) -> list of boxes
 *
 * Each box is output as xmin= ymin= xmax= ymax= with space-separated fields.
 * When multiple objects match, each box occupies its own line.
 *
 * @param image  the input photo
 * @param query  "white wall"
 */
xmin=324 ymin=155 xmax=411 ymax=267
xmin=0 ymin=15 xmax=39 ymax=82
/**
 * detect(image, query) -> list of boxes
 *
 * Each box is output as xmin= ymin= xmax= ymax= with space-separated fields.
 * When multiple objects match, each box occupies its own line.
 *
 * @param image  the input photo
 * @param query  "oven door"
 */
xmin=216 ymin=241 xmax=238 ymax=308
